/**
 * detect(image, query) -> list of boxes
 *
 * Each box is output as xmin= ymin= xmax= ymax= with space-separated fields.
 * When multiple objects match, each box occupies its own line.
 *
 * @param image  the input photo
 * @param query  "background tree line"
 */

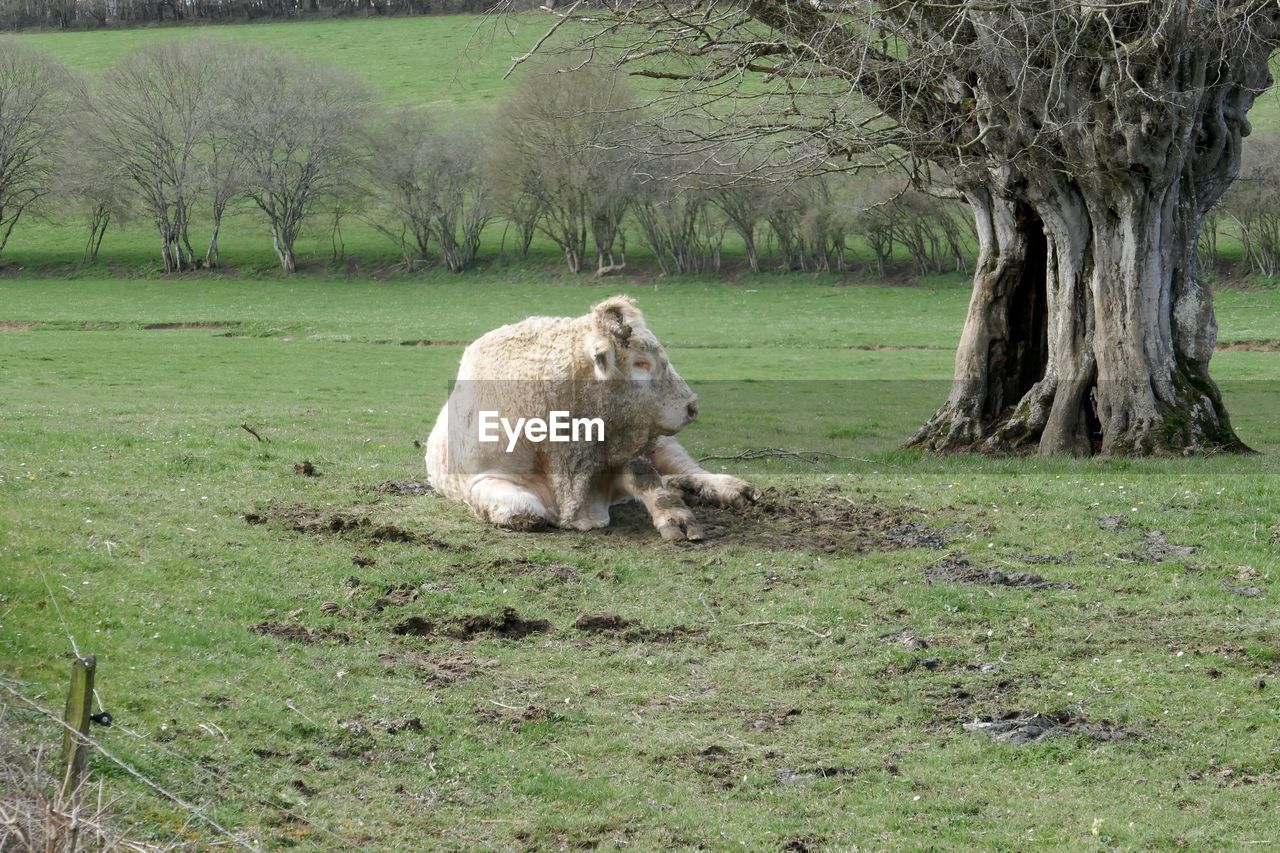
xmin=0 ymin=0 xmax=523 ymax=30
xmin=0 ymin=37 xmax=982 ymax=277
xmin=3 ymin=36 xmax=1276 ymax=280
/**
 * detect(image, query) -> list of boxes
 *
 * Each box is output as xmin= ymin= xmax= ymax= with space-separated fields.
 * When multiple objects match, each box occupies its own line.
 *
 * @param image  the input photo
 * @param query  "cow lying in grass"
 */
xmin=426 ymin=296 xmax=759 ymax=540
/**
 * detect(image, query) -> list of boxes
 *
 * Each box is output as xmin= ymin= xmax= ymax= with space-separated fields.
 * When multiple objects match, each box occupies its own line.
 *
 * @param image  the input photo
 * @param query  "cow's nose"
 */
xmin=686 ymin=398 xmax=700 ymax=421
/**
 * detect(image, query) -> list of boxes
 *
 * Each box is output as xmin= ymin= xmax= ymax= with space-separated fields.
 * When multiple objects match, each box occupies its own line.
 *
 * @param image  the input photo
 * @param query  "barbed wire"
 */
xmin=19 ymin=573 xmax=372 ymax=852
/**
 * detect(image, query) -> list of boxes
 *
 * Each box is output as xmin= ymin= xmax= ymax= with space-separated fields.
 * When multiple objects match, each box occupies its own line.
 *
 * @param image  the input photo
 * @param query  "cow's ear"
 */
xmin=591 ymin=296 xmax=643 ymax=344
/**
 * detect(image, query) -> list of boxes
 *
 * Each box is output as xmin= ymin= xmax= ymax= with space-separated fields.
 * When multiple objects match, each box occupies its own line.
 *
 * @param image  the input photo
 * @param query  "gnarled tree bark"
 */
xmin=552 ymin=0 xmax=1280 ymax=455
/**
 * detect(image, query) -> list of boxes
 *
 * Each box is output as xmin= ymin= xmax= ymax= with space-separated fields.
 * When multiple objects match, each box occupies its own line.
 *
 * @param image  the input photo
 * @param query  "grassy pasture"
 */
xmin=3 ymin=275 xmax=1280 ymax=849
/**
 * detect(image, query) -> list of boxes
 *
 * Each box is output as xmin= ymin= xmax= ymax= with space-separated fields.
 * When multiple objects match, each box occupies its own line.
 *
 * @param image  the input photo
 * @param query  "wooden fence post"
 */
xmin=59 ymin=654 xmax=96 ymax=800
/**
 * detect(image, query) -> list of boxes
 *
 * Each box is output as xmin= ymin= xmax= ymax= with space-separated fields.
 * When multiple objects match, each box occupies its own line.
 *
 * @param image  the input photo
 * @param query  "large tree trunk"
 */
xmin=909 ymin=169 xmax=1249 ymax=457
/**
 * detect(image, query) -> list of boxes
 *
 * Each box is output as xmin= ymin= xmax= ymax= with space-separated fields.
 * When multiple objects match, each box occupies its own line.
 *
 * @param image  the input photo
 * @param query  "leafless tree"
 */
xmin=365 ymin=109 xmax=494 ymax=272
xmin=1221 ymin=132 xmax=1280 ymax=278
xmin=489 ymin=63 xmax=637 ymax=274
xmin=632 ymin=151 xmax=721 ymax=276
xmin=77 ymin=39 xmax=227 ymax=272
xmin=530 ymin=1 xmax=1280 ymax=455
xmin=706 ymin=151 xmax=771 ymax=274
xmin=223 ymin=51 xmax=370 ymax=274
xmin=51 ymin=120 xmax=132 ymax=264
xmin=0 ymin=40 xmax=69 ymax=259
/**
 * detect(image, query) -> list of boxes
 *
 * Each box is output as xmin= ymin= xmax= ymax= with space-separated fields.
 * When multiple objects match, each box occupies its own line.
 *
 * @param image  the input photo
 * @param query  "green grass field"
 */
xmin=3 ymin=274 xmax=1280 ymax=849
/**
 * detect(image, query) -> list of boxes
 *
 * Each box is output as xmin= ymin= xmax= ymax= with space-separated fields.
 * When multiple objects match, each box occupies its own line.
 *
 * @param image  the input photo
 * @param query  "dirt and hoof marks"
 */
xmin=375 ymin=480 xmax=434 ymax=496
xmin=573 ymin=611 xmax=699 ymax=643
xmin=964 ymin=711 xmax=1138 ymax=745
xmin=392 ymin=607 xmax=552 ymax=641
xmin=377 ymin=650 xmax=495 ymax=686
xmin=250 ymin=621 xmax=351 ymax=644
xmin=774 ymin=766 xmax=859 ymax=786
xmin=1119 ymin=530 xmax=1198 ymax=563
xmin=924 ymin=555 xmax=1073 ymax=590
xmin=473 ymin=703 xmax=560 ymax=731
xmin=638 ymin=486 xmax=946 ymax=554
xmin=242 ymin=503 xmax=457 ymax=549
xmin=490 ymin=556 xmax=580 ymax=582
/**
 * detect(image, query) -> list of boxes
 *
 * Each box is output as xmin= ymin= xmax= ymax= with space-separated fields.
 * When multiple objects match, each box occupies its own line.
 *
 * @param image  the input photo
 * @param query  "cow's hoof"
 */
xmin=659 ymin=521 xmax=704 ymax=542
xmin=499 ymin=512 xmax=548 ymax=532
xmin=702 ymin=476 xmax=761 ymax=508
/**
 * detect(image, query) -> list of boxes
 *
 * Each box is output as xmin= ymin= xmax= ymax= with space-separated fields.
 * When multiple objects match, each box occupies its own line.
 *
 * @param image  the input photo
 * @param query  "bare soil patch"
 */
xmin=399 ymin=339 xmax=468 ymax=347
xmin=661 ymin=744 xmax=751 ymax=789
xmin=142 ymin=322 xmax=239 ymax=330
xmin=250 ymin=620 xmax=351 ymax=644
xmin=391 ymin=616 xmax=435 ymax=636
xmin=473 ymin=703 xmax=560 ymax=731
xmin=443 ymin=607 xmax=551 ymax=640
xmin=0 ymin=321 xmax=32 ymax=331
xmin=375 ymin=480 xmax=434 ymax=496
xmin=1118 ymin=530 xmax=1198 ymax=563
xmin=572 ymin=611 xmax=699 ymax=643
xmin=242 ymin=502 xmax=458 ymax=549
xmin=924 ymin=554 xmax=1073 ymax=590
xmin=963 ymin=710 xmax=1139 ymax=745
xmin=378 ymin=650 xmax=495 ymax=686
xmin=490 ymin=556 xmax=580 ymax=582
xmin=1216 ymin=339 xmax=1280 ymax=352
xmin=611 ymin=487 xmax=944 ymax=555
xmin=774 ymin=765 xmax=859 ymax=785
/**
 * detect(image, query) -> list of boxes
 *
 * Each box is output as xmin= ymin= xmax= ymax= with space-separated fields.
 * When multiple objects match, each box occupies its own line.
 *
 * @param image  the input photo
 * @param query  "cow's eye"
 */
xmin=634 ymin=359 xmax=652 ymax=373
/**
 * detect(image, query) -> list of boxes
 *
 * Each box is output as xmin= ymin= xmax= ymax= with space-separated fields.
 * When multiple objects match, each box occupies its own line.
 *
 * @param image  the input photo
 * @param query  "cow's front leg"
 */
xmin=621 ymin=457 xmax=703 ymax=541
xmin=649 ymin=436 xmax=761 ymax=508
xmin=550 ymin=459 xmax=610 ymax=531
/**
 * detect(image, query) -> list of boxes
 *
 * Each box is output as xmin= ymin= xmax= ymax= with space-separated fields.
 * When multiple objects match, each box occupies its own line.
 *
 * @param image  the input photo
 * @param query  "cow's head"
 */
xmin=585 ymin=296 xmax=699 ymax=435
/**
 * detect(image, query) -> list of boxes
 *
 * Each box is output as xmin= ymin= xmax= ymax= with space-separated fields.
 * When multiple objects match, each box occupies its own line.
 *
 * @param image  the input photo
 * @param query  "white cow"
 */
xmin=426 ymin=296 xmax=759 ymax=540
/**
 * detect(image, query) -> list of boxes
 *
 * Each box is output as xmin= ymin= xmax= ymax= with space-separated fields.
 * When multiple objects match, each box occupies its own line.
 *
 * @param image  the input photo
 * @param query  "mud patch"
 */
xmin=142 ymin=322 xmax=238 ymax=330
xmin=662 ymin=744 xmax=749 ymax=789
xmin=399 ymin=339 xmax=468 ymax=347
xmin=375 ymin=480 xmax=434 ymax=496
xmin=615 ymin=486 xmax=941 ymax=555
xmin=491 ymin=556 xmax=580 ymax=582
xmin=1098 ymin=515 xmax=1129 ymax=532
xmin=880 ymin=628 xmax=929 ymax=651
xmin=1119 ymin=530 xmax=1198 ymax=563
xmin=774 ymin=765 xmax=859 ymax=785
xmin=379 ymin=650 xmax=495 ymax=686
xmin=473 ymin=703 xmax=560 ymax=730
xmin=443 ymin=607 xmax=551 ymax=640
xmin=924 ymin=555 xmax=1073 ymax=590
xmin=391 ymin=616 xmax=434 ymax=636
xmin=1189 ymin=765 xmax=1280 ymax=785
xmin=573 ymin=611 xmax=697 ymax=643
xmin=963 ymin=711 xmax=1138 ymax=745
xmin=373 ymin=583 xmax=420 ymax=611
xmin=250 ymin=621 xmax=351 ymax=644
xmin=1216 ymin=338 xmax=1280 ymax=352
xmin=882 ymin=523 xmax=947 ymax=549
xmin=242 ymin=502 xmax=457 ymax=549
xmin=0 ymin=321 xmax=32 ymax=331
